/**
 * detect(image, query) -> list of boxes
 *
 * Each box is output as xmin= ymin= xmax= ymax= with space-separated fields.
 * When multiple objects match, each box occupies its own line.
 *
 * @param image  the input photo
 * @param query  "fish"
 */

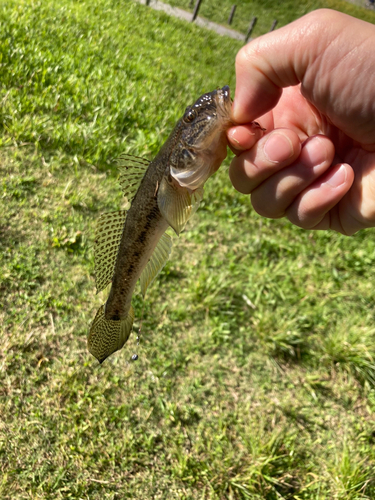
xmin=88 ymin=85 xmax=232 ymax=363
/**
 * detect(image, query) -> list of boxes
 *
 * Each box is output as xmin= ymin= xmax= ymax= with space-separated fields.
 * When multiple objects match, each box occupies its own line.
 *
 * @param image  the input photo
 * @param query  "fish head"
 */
xmin=180 ymin=85 xmax=232 ymax=146
xmin=169 ymin=86 xmax=232 ymax=191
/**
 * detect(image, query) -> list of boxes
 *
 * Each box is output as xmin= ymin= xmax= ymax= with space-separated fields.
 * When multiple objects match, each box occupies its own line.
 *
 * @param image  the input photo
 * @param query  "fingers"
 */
xmin=251 ymin=135 xmax=335 ymax=218
xmin=229 ymin=131 xmax=355 ymax=233
xmin=229 ymin=128 xmax=302 ymax=194
xmin=286 ymin=163 xmax=354 ymax=232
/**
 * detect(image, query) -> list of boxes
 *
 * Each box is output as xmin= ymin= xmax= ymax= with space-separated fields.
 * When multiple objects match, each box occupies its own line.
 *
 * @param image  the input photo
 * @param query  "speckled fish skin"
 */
xmin=88 ymin=86 xmax=232 ymax=363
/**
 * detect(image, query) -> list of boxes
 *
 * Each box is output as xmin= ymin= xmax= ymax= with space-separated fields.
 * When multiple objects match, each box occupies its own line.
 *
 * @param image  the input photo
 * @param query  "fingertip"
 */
xmin=263 ymin=131 xmax=296 ymax=163
xmin=287 ymin=163 xmax=354 ymax=229
xmin=227 ymin=123 xmax=265 ymax=153
xmin=300 ymin=135 xmax=335 ymax=168
xmin=324 ymin=163 xmax=353 ymax=189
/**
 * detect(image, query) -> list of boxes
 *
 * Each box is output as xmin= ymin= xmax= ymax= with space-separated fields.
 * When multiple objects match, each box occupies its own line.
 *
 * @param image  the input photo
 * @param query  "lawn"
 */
xmin=1 ymin=0 xmax=375 ymax=498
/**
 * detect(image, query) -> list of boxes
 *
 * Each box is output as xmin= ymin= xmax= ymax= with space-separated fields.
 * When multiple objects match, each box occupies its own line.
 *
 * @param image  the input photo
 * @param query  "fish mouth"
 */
xmin=215 ymin=85 xmax=232 ymax=125
xmin=220 ymin=85 xmax=230 ymax=101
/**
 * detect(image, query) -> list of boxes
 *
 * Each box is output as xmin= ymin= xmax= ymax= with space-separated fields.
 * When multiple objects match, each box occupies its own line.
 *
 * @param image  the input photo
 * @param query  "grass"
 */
xmin=164 ymin=0 xmax=375 ymax=38
xmin=1 ymin=0 xmax=375 ymax=498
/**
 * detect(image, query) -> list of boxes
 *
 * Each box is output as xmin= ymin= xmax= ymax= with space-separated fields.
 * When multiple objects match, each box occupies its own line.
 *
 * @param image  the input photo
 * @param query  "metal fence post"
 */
xmin=228 ymin=5 xmax=236 ymax=25
xmin=192 ymin=0 xmax=203 ymax=21
xmin=270 ymin=19 xmax=278 ymax=31
xmin=245 ymin=16 xmax=257 ymax=42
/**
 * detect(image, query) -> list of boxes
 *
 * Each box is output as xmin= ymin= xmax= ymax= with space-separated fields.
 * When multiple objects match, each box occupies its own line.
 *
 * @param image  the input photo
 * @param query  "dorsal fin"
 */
xmin=140 ymin=232 xmax=173 ymax=298
xmin=157 ymin=175 xmax=204 ymax=235
xmin=114 ymin=154 xmax=150 ymax=204
xmin=94 ymin=210 xmax=127 ymax=293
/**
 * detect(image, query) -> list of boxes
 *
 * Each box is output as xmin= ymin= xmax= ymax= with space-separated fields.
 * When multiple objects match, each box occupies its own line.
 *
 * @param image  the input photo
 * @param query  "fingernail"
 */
xmin=227 ymin=128 xmax=241 ymax=145
xmin=264 ymin=133 xmax=294 ymax=163
xmin=301 ymin=137 xmax=327 ymax=166
xmin=326 ymin=164 xmax=347 ymax=188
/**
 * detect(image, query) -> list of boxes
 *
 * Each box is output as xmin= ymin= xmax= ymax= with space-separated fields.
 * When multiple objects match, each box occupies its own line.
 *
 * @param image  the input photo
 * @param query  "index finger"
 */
xmin=227 ymin=120 xmax=267 ymax=155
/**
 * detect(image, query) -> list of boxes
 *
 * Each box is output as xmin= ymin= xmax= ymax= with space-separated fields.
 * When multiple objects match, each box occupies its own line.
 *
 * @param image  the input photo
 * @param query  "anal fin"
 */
xmin=88 ymin=304 xmax=135 ymax=363
xmin=140 ymin=232 xmax=173 ymax=298
xmin=94 ymin=210 xmax=127 ymax=293
xmin=157 ymin=176 xmax=203 ymax=235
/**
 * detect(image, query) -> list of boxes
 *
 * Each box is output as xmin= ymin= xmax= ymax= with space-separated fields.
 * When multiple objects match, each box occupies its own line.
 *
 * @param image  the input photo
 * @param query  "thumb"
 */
xmin=231 ymin=9 xmax=363 ymax=124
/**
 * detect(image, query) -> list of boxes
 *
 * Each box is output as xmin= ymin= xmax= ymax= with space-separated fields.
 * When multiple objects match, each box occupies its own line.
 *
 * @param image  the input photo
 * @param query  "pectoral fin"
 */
xmin=94 ymin=210 xmax=127 ymax=293
xmin=140 ymin=232 xmax=173 ymax=298
xmin=88 ymin=304 xmax=135 ymax=363
xmin=157 ymin=176 xmax=204 ymax=235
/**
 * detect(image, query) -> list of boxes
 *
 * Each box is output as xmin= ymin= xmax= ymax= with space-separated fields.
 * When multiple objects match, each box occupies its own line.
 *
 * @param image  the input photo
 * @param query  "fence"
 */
xmin=143 ymin=0 xmax=278 ymax=43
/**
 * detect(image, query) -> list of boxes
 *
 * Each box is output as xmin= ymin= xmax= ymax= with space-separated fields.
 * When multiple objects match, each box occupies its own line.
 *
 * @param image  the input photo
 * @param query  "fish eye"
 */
xmin=184 ymin=109 xmax=196 ymax=123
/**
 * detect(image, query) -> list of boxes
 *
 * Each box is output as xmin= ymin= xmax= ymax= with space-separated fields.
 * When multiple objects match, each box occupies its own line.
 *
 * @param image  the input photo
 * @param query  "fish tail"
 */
xmin=88 ymin=304 xmax=134 ymax=363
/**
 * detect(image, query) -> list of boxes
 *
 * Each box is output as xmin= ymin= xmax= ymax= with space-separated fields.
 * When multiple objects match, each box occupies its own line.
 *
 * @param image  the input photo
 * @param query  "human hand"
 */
xmin=227 ymin=9 xmax=375 ymax=235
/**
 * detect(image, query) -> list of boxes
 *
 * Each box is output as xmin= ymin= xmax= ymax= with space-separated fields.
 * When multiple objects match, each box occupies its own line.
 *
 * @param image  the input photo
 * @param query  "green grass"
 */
xmin=165 ymin=0 xmax=375 ymax=38
xmin=1 ymin=0 xmax=375 ymax=498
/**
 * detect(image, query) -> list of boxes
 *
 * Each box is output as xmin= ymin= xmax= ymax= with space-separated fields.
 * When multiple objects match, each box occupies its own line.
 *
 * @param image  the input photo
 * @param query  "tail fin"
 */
xmin=88 ymin=304 xmax=134 ymax=363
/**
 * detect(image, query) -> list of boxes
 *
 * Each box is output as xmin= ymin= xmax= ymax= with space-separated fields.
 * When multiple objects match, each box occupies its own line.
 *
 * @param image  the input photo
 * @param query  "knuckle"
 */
xmin=235 ymin=46 xmax=248 ymax=69
xmin=236 ymin=38 xmax=263 ymax=67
